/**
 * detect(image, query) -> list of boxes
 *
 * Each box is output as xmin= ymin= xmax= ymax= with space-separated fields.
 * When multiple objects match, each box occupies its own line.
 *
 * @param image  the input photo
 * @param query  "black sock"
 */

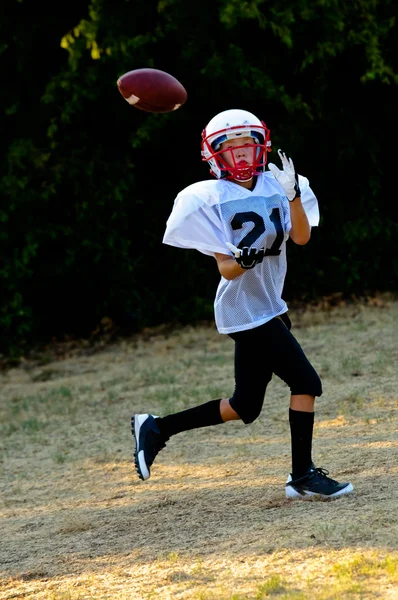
xmin=289 ymin=408 xmax=314 ymax=479
xmin=156 ymin=399 xmax=224 ymax=438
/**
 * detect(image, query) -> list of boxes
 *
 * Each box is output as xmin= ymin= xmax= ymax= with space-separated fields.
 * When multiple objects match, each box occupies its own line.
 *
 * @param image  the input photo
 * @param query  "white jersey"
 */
xmin=163 ymin=172 xmax=320 ymax=334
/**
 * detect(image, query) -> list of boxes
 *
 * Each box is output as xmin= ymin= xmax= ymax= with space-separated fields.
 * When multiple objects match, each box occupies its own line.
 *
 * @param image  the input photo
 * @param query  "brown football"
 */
xmin=116 ymin=68 xmax=187 ymax=113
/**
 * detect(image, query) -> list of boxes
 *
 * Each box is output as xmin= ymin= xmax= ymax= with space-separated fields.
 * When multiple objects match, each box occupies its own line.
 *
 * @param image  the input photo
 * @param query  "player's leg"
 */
xmin=132 ymin=326 xmax=270 ymax=481
xmin=220 ymin=398 xmax=241 ymax=421
xmin=132 ymin=399 xmax=225 ymax=480
xmin=266 ymin=317 xmax=353 ymax=499
xmin=132 ymin=397 xmax=240 ymax=480
xmin=227 ymin=325 xmax=274 ymax=424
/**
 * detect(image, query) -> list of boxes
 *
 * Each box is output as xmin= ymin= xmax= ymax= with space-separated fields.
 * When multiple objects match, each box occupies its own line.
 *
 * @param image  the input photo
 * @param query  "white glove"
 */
xmin=268 ymin=149 xmax=301 ymax=202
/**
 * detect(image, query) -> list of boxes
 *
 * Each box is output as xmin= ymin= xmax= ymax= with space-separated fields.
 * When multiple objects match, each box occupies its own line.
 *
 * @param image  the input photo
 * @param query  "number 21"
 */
xmin=231 ymin=208 xmax=284 ymax=256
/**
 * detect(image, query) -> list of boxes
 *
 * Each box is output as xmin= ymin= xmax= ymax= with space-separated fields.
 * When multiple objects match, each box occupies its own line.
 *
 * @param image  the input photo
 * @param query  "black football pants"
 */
xmin=228 ymin=315 xmax=322 ymax=424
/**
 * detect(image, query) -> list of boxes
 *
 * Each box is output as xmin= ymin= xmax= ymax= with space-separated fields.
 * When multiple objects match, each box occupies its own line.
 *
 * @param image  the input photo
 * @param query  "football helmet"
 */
xmin=201 ymin=109 xmax=271 ymax=182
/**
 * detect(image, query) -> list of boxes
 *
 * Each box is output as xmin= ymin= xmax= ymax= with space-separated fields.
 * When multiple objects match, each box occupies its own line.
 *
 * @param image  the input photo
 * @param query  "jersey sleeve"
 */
xmin=162 ymin=191 xmax=228 ymax=257
xmin=283 ymin=175 xmax=320 ymax=232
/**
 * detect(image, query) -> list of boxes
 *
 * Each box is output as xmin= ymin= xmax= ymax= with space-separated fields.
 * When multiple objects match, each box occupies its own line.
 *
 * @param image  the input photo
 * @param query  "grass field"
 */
xmin=1 ymin=298 xmax=397 ymax=599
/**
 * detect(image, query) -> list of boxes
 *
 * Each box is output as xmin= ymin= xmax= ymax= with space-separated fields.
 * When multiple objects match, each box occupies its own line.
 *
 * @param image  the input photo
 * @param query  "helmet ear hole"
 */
xmin=211 ymin=134 xmax=228 ymax=153
xmin=251 ymin=132 xmax=264 ymax=145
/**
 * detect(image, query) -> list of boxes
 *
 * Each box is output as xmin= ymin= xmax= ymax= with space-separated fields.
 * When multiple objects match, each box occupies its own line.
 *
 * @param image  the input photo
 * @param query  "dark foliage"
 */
xmin=1 ymin=0 xmax=397 ymax=354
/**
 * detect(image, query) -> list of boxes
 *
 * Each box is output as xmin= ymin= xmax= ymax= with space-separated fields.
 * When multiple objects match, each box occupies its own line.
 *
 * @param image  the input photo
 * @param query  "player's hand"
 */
xmin=226 ymin=242 xmax=264 ymax=269
xmin=268 ymin=149 xmax=301 ymax=202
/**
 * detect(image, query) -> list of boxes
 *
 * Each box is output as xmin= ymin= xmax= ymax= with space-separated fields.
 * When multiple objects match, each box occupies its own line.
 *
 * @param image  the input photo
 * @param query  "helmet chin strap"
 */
xmin=227 ymin=165 xmax=256 ymax=182
xmin=233 ymin=175 xmax=253 ymax=183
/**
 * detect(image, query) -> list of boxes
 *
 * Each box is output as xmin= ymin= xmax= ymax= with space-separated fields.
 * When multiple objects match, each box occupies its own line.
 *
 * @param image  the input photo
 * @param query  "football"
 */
xmin=116 ymin=68 xmax=187 ymax=113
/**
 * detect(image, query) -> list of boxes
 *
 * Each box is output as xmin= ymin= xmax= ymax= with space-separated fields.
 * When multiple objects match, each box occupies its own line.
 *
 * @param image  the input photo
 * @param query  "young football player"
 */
xmin=131 ymin=109 xmax=354 ymax=500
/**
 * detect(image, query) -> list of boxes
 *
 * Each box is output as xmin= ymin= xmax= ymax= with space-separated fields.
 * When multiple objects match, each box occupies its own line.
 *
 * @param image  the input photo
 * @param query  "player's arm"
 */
xmin=288 ymin=197 xmax=311 ymax=245
xmin=216 ymin=243 xmax=265 ymax=279
xmin=268 ymin=149 xmax=311 ymax=245
xmin=215 ymin=253 xmax=246 ymax=280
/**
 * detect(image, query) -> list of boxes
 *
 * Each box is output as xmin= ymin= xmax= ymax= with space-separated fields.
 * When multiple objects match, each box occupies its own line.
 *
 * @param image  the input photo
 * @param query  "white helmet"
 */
xmin=201 ymin=109 xmax=271 ymax=181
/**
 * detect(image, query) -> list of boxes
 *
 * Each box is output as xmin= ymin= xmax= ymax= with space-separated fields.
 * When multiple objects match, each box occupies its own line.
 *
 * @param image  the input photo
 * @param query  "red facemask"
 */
xmin=201 ymin=122 xmax=271 ymax=181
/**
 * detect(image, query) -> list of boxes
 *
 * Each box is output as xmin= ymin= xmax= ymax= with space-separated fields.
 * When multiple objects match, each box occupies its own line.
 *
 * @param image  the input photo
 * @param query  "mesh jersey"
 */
xmin=163 ymin=171 xmax=320 ymax=334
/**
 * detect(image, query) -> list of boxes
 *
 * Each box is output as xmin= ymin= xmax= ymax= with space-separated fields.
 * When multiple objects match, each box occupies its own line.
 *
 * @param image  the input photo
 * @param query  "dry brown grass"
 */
xmin=1 ymin=298 xmax=397 ymax=599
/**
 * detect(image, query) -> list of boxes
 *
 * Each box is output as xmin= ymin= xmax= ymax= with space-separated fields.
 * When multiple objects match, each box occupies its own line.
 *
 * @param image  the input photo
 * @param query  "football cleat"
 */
xmin=131 ymin=414 xmax=168 ymax=480
xmin=286 ymin=464 xmax=354 ymax=499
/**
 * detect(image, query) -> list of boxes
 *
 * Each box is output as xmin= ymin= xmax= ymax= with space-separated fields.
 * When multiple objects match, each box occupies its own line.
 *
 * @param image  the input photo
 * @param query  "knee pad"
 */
xmin=313 ymin=377 xmax=323 ymax=398
xmin=308 ymin=373 xmax=323 ymax=397
xmin=291 ymin=373 xmax=323 ymax=398
xmin=229 ymin=395 xmax=263 ymax=425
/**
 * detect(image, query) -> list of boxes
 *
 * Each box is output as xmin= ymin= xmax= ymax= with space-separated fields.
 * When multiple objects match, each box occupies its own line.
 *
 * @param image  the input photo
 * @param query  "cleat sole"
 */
xmin=286 ymin=482 xmax=354 ymax=500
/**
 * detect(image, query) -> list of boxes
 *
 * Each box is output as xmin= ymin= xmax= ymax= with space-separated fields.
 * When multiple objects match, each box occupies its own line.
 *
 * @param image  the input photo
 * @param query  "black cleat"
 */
xmin=286 ymin=463 xmax=354 ymax=499
xmin=131 ymin=414 xmax=168 ymax=480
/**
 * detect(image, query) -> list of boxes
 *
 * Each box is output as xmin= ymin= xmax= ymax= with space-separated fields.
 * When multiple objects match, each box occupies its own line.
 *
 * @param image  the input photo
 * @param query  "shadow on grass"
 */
xmin=1 ymin=457 xmax=397 ymax=582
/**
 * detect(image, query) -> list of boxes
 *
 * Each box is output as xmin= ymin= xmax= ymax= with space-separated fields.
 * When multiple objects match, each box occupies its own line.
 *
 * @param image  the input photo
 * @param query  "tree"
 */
xmin=1 ymin=0 xmax=397 ymax=352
